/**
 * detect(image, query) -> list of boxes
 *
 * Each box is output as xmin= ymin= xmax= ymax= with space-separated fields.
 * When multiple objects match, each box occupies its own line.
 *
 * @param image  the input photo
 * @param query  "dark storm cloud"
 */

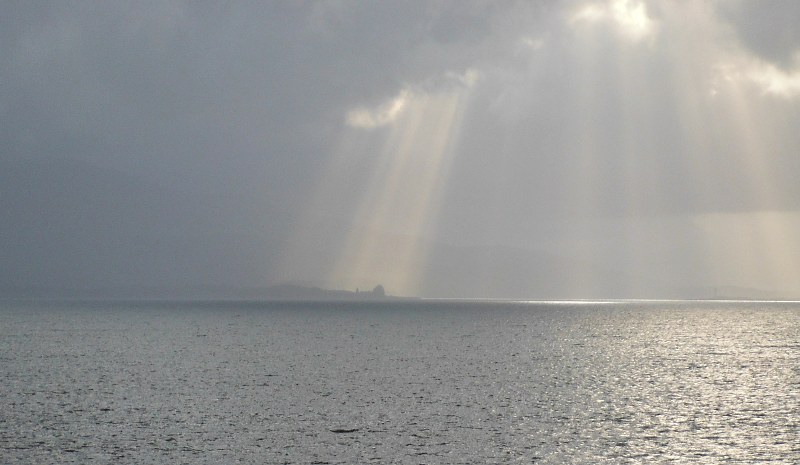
xmin=718 ymin=0 xmax=800 ymax=69
xmin=2 ymin=1 xmax=531 ymax=176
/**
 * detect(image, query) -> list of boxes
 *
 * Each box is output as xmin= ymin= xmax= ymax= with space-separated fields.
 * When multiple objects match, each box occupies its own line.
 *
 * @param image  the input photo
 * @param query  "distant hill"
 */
xmin=0 ymin=283 xmax=395 ymax=301
xmin=257 ymin=284 xmax=391 ymax=301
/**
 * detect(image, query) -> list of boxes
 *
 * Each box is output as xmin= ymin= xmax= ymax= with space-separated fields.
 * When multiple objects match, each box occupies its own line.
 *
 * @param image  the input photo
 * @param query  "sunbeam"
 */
xmin=661 ymin=2 xmax=724 ymax=290
xmin=271 ymin=129 xmax=384 ymax=285
xmin=715 ymin=80 xmax=800 ymax=292
xmin=556 ymin=0 xmax=800 ymax=297
xmin=329 ymin=82 xmax=472 ymax=295
xmin=560 ymin=17 xmax=609 ymax=296
xmin=565 ymin=0 xmax=660 ymax=296
xmin=269 ymin=1 xmax=800 ymax=300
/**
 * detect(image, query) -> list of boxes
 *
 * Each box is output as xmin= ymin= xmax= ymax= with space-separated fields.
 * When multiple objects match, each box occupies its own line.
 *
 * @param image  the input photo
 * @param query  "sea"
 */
xmin=1 ymin=299 xmax=798 ymax=464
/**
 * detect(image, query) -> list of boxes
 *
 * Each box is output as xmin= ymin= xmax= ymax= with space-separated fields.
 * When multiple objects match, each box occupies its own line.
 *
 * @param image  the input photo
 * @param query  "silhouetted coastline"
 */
xmin=257 ymin=283 xmax=411 ymax=301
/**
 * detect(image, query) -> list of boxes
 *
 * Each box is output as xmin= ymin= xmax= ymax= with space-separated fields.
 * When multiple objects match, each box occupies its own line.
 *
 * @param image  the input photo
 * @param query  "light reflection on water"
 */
xmin=1 ymin=300 xmax=798 ymax=463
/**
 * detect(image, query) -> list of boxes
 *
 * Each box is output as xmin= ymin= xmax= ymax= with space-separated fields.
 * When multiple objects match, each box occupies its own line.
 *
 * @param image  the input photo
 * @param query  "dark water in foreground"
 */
xmin=1 ymin=299 xmax=798 ymax=464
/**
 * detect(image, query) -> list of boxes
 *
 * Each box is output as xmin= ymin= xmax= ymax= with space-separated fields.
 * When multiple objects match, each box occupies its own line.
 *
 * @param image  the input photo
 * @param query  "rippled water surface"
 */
xmin=2 ymin=299 xmax=799 ymax=463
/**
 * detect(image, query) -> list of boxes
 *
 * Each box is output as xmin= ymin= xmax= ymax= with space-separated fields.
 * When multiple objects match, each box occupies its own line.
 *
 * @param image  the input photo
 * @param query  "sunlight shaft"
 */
xmin=329 ymin=88 xmax=470 ymax=295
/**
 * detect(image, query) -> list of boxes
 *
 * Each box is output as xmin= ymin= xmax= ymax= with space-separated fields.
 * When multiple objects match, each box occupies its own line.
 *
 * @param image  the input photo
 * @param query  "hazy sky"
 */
xmin=2 ymin=0 xmax=800 ymax=298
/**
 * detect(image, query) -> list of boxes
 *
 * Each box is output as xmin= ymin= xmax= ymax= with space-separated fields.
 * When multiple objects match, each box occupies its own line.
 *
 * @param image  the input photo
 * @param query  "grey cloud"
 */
xmin=2 ymin=1 xmax=799 ymax=298
xmin=1 ymin=1 xmax=528 ymax=295
xmin=718 ymin=0 xmax=800 ymax=69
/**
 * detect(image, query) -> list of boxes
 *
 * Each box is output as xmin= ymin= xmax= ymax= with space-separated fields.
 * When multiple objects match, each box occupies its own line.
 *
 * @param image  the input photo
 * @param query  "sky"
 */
xmin=2 ymin=0 xmax=800 ymax=299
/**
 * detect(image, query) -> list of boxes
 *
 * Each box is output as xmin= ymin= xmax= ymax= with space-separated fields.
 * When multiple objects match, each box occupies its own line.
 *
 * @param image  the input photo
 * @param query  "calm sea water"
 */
xmin=1 ymin=299 xmax=798 ymax=464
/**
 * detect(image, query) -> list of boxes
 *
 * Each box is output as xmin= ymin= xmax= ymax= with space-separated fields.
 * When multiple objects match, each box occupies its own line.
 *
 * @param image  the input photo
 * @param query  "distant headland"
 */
xmin=257 ymin=283 xmax=407 ymax=301
xmin=0 ymin=283 xmax=409 ymax=301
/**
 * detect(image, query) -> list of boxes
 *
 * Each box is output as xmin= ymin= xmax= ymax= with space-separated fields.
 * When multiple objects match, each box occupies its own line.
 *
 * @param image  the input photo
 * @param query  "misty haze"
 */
xmin=2 ymin=1 xmax=800 ymax=463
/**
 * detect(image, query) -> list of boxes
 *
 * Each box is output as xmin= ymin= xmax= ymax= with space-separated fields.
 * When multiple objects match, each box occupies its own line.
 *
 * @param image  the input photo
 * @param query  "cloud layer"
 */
xmin=2 ymin=1 xmax=799 ymax=298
